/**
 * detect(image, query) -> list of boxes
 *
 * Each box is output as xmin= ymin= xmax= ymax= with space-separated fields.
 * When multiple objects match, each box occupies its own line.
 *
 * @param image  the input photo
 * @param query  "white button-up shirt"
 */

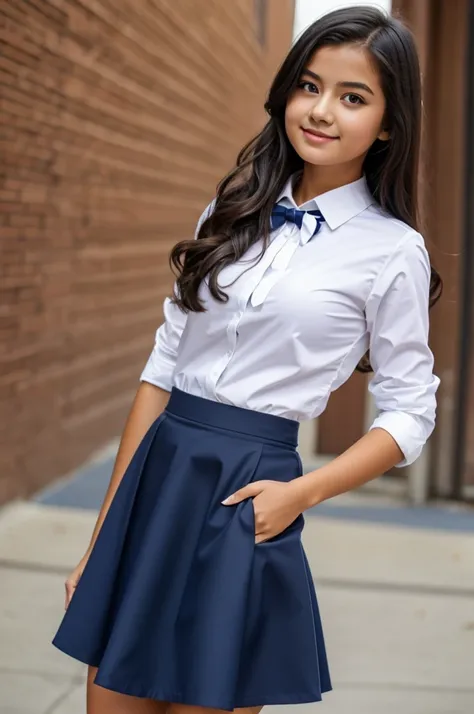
xmin=140 ymin=175 xmax=440 ymax=467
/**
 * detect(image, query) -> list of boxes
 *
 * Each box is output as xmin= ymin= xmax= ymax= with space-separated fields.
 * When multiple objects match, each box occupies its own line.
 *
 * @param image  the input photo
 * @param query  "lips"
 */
xmin=302 ymin=128 xmax=338 ymax=140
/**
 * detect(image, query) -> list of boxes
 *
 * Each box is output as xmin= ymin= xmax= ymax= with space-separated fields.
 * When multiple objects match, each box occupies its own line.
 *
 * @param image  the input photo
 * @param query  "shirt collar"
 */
xmin=276 ymin=173 xmax=375 ymax=230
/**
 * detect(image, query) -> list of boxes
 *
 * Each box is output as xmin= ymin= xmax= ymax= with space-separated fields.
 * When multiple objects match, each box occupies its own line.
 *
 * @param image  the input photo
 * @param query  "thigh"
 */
xmin=87 ymin=667 xmax=169 ymax=714
xmin=167 ymin=706 xmax=263 ymax=714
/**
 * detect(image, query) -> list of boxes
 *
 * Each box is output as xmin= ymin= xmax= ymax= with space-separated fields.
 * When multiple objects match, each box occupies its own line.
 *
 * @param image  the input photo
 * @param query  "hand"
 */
xmin=64 ymin=551 xmax=90 ymax=610
xmin=222 ymin=479 xmax=305 ymax=544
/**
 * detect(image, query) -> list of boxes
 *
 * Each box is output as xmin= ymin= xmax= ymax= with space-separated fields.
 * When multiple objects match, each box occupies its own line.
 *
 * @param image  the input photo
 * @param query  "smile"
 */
xmin=301 ymin=128 xmax=339 ymax=144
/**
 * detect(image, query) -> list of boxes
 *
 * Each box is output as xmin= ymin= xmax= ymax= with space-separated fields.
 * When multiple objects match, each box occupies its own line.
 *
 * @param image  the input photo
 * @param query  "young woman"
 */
xmin=53 ymin=6 xmax=442 ymax=713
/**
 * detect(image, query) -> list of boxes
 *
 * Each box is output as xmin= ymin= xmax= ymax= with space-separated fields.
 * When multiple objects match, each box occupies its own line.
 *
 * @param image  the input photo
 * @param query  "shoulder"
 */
xmin=385 ymin=225 xmax=430 ymax=277
xmin=360 ymin=211 xmax=432 ymax=306
xmin=194 ymin=198 xmax=217 ymax=236
xmin=363 ymin=204 xmax=418 ymax=242
xmin=359 ymin=205 xmax=430 ymax=270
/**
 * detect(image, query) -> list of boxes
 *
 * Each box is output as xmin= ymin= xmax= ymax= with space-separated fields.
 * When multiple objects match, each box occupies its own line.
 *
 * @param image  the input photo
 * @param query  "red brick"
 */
xmin=8 ymin=214 xmax=42 ymax=227
xmin=0 ymin=0 xmax=295 ymax=504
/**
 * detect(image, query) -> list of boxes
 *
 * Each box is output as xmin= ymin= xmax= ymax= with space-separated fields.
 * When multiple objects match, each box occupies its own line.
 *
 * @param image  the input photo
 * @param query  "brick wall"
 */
xmin=0 ymin=0 xmax=295 ymax=504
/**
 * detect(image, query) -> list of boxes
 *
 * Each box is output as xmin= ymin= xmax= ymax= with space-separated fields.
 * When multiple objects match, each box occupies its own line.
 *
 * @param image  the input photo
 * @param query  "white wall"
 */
xmin=294 ymin=0 xmax=392 ymax=39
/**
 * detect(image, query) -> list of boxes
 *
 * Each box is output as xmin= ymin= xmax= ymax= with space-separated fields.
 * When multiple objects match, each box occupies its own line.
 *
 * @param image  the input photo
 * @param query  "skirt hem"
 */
xmin=94 ymin=673 xmax=331 ymax=711
xmin=52 ymin=639 xmax=332 ymax=710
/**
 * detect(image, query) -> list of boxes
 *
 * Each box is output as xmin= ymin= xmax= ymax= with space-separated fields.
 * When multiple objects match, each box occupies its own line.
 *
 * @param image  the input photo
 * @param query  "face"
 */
xmin=285 ymin=44 xmax=389 ymax=175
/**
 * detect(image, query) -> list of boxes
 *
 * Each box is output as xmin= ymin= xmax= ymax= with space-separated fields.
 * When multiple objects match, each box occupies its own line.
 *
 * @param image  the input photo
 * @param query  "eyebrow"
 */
xmin=301 ymin=69 xmax=375 ymax=96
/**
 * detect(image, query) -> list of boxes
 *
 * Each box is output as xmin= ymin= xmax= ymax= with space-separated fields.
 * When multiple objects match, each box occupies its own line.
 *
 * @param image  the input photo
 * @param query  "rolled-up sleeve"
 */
xmin=365 ymin=231 xmax=440 ymax=467
xmin=139 ymin=293 xmax=188 ymax=391
xmin=139 ymin=201 xmax=214 ymax=391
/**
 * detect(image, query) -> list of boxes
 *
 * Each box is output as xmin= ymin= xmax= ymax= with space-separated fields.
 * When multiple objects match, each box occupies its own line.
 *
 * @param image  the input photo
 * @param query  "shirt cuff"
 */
xmin=368 ymin=410 xmax=426 ymax=467
xmin=139 ymin=353 xmax=175 ymax=392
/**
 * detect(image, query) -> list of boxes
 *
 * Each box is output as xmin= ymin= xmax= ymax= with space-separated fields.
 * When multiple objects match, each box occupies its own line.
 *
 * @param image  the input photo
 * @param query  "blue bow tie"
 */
xmin=271 ymin=204 xmax=325 ymax=237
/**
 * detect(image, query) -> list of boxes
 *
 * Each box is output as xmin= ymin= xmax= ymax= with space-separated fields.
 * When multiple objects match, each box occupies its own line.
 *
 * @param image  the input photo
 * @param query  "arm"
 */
xmin=65 ymin=382 xmax=170 ymax=606
xmin=296 ymin=231 xmax=440 ymax=509
xmin=139 ymin=198 xmax=215 ymax=391
xmin=84 ymin=382 xmax=171 ymax=556
xmin=222 ymin=232 xmax=440 ymax=542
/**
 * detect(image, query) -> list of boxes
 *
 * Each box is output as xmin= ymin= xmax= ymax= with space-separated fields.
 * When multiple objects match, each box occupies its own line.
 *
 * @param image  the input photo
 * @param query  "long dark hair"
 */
xmin=170 ymin=6 xmax=442 ymax=373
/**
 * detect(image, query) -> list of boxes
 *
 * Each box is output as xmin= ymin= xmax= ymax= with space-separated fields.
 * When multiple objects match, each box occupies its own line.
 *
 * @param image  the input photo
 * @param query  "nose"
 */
xmin=309 ymin=93 xmax=334 ymax=125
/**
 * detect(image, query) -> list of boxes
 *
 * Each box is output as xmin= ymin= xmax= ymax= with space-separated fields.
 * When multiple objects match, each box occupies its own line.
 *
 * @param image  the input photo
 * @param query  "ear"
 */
xmin=378 ymin=128 xmax=390 ymax=142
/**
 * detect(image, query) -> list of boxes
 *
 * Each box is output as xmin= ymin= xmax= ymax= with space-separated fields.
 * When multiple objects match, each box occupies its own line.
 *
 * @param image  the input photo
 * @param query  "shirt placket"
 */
xmin=204 ymin=226 xmax=293 ymax=399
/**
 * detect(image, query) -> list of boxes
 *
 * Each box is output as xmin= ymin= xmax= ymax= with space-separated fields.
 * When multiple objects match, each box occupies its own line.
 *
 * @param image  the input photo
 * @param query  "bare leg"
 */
xmin=87 ymin=667 xmax=169 ymax=714
xmin=167 ymin=705 xmax=263 ymax=714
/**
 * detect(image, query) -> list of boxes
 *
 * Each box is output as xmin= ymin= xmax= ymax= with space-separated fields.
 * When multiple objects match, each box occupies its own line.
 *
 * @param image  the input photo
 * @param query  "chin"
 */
xmin=296 ymin=146 xmax=340 ymax=166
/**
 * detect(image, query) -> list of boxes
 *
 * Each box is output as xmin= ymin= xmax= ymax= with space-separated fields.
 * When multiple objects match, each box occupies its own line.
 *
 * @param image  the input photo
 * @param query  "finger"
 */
xmin=221 ymin=481 xmax=266 ymax=505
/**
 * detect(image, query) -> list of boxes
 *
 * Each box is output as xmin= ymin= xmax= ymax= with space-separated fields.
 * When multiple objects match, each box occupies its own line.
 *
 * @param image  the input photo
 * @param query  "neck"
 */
xmin=293 ymin=162 xmax=364 ymax=206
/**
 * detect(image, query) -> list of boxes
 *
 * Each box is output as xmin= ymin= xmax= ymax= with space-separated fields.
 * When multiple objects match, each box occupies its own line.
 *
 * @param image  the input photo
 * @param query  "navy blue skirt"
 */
xmin=53 ymin=387 xmax=332 ymax=710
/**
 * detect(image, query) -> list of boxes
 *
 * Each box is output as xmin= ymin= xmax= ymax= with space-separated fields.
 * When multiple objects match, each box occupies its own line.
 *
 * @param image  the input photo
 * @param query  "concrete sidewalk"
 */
xmin=1 ymin=495 xmax=474 ymax=714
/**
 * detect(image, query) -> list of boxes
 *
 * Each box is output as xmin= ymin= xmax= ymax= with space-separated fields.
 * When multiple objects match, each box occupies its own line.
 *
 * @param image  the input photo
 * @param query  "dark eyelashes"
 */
xmin=345 ymin=94 xmax=366 ymax=105
xmin=297 ymin=81 xmax=317 ymax=92
xmin=296 ymin=81 xmax=366 ymax=105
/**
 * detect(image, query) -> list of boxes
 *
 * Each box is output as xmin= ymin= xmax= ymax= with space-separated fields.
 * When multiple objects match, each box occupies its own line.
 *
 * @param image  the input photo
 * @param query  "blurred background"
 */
xmin=1 ymin=1 xmax=473 ymax=713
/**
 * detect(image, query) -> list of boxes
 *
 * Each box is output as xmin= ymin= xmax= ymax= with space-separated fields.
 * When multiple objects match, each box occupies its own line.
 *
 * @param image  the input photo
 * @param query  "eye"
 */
xmin=342 ymin=93 xmax=365 ymax=106
xmin=297 ymin=81 xmax=319 ymax=94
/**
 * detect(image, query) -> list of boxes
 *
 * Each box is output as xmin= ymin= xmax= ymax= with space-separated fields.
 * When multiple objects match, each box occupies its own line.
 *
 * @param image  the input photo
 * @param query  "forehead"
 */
xmin=305 ymin=44 xmax=382 ymax=90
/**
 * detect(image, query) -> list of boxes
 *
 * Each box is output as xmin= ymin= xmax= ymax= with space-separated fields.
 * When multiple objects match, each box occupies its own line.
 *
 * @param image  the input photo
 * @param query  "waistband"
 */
xmin=165 ymin=387 xmax=299 ymax=448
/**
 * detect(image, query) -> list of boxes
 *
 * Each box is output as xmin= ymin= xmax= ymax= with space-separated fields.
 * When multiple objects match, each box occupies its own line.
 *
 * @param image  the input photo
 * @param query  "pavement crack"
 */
xmin=2 ymin=561 xmax=473 ymax=599
xmin=335 ymin=681 xmax=474 ymax=694
xmin=317 ymin=576 xmax=474 ymax=599
xmin=0 ymin=559 xmax=70 ymax=576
